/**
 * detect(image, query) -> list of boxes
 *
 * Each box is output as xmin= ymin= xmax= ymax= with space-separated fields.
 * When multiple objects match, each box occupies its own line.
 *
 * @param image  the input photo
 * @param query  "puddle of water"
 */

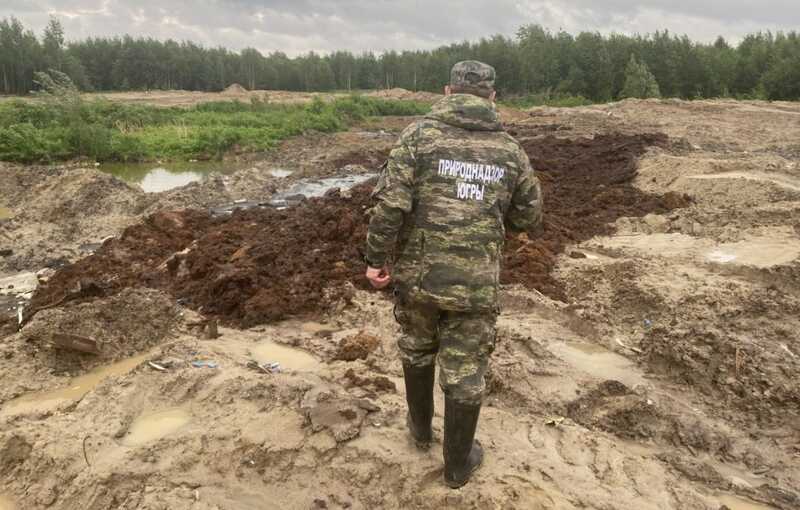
xmin=121 ymin=407 xmax=192 ymax=446
xmin=0 ymin=494 xmax=16 ymax=510
xmin=211 ymin=173 xmax=374 ymax=215
xmin=548 ymin=340 xmax=646 ymax=387
xmin=251 ymin=340 xmax=321 ymax=371
xmin=705 ymin=240 xmax=800 ymax=268
xmin=271 ymin=174 xmax=375 ymax=201
xmin=269 ymin=168 xmax=294 ymax=178
xmin=707 ymin=250 xmax=738 ymax=264
xmin=100 ymin=161 xmax=240 ymax=193
xmin=711 ymin=461 xmax=767 ymax=490
xmin=0 ymin=272 xmax=38 ymax=295
xmin=0 ymin=206 xmax=12 ymax=220
xmin=298 ymin=321 xmax=337 ymax=334
xmin=689 ymin=171 xmax=800 ymax=192
xmin=717 ymin=494 xmax=777 ymax=510
xmin=1 ymin=352 xmax=151 ymax=416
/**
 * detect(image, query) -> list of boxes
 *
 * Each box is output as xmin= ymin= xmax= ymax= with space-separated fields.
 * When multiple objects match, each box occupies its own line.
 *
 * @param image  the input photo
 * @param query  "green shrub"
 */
xmin=109 ymin=133 xmax=147 ymax=162
xmin=0 ymin=94 xmax=430 ymax=163
xmin=0 ymin=123 xmax=70 ymax=162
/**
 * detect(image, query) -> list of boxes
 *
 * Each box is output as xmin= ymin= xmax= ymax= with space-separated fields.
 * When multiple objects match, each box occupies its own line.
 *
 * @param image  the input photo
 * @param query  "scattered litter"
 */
xmin=643 ymin=318 xmax=653 ymax=328
xmin=147 ymin=358 xmax=184 ymax=371
xmin=614 ymin=337 xmax=643 ymax=354
xmin=780 ymin=344 xmax=796 ymax=358
xmin=191 ymin=360 xmax=219 ymax=369
xmin=246 ymin=359 xmax=282 ymax=374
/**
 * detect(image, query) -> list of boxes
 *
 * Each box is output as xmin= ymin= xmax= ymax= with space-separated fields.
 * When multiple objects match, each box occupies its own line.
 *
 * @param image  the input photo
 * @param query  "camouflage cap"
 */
xmin=450 ymin=60 xmax=496 ymax=97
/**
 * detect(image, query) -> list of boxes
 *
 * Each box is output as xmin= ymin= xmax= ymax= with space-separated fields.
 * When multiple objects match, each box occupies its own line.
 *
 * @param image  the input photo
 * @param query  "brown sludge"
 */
xmin=28 ymin=132 xmax=688 ymax=327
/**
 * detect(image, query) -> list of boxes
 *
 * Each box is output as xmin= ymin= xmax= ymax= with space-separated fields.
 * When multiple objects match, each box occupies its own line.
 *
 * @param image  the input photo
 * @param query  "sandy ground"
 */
xmin=1 ymin=98 xmax=799 ymax=509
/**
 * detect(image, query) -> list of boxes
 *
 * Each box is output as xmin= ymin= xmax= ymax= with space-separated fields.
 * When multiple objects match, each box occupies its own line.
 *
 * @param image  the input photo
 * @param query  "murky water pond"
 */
xmin=122 ymin=407 xmax=192 ymax=446
xmin=251 ymin=340 xmax=321 ymax=371
xmin=211 ymin=173 xmax=376 ymax=216
xmin=273 ymin=174 xmax=375 ymax=200
xmin=1 ymin=352 xmax=151 ymax=417
xmin=99 ymin=161 xmax=240 ymax=193
xmin=548 ymin=340 xmax=645 ymax=388
xmin=717 ymin=494 xmax=778 ymax=510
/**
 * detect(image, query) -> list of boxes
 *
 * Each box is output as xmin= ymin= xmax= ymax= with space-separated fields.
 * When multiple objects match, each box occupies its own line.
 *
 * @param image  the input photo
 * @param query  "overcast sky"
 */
xmin=4 ymin=1 xmax=799 ymax=56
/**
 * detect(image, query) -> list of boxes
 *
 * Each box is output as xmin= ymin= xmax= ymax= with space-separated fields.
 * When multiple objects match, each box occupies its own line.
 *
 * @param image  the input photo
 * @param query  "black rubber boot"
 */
xmin=402 ymin=363 xmax=435 ymax=449
xmin=443 ymin=397 xmax=483 ymax=488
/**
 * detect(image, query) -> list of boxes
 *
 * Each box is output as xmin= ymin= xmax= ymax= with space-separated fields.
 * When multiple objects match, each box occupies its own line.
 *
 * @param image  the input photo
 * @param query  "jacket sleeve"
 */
xmin=505 ymin=147 xmax=543 ymax=232
xmin=364 ymin=125 xmax=418 ymax=267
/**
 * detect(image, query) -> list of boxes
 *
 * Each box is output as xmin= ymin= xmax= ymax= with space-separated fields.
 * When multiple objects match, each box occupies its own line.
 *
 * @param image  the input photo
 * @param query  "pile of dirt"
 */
xmin=502 ymin=132 xmax=691 ymax=299
xmin=0 ymin=166 xmax=154 ymax=273
xmin=334 ymin=332 xmax=380 ymax=361
xmin=642 ymin=284 xmax=800 ymax=426
xmin=368 ymin=87 xmax=441 ymax=102
xmin=26 ymin=190 xmax=369 ymax=328
xmin=343 ymin=368 xmax=396 ymax=393
xmin=221 ymin=83 xmax=248 ymax=95
xmin=26 ymin=132 xmax=688 ymax=327
xmin=21 ymin=287 xmax=182 ymax=360
xmin=329 ymin=147 xmax=391 ymax=170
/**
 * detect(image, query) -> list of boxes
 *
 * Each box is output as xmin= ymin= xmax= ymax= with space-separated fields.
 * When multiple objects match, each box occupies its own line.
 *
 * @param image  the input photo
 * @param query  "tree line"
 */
xmin=2 ymin=17 xmax=799 ymax=101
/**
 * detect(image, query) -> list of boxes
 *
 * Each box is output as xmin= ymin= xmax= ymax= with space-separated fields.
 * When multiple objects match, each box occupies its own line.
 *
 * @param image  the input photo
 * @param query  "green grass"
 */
xmin=501 ymin=93 xmax=594 ymax=109
xmin=0 ymin=95 xmax=430 ymax=163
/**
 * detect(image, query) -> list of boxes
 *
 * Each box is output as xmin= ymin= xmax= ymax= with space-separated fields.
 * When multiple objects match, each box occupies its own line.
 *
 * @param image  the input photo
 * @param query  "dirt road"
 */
xmin=1 ymin=98 xmax=799 ymax=509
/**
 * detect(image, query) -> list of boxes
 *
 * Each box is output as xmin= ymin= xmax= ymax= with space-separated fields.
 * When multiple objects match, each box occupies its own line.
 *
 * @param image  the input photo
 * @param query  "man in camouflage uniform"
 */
xmin=364 ymin=61 xmax=543 ymax=488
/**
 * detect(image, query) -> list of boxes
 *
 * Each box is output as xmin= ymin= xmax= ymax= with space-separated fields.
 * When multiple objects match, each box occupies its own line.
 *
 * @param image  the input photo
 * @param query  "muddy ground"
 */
xmin=1 ymin=98 xmax=799 ymax=510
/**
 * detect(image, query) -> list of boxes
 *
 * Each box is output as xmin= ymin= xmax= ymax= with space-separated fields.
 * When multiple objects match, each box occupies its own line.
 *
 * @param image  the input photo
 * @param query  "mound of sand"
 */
xmin=368 ymin=88 xmax=441 ymax=102
xmin=0 ymin=167 xmax=154 ymax=273
xmin=221 ymin=83 xmax=248 ymax=95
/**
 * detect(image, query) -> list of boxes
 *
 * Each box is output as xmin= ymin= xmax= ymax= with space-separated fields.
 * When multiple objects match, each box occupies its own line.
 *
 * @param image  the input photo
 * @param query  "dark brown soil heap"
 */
xmin=28 ymin=132 xmax=689 ymax=327
xmin=503 ymin=131 xmax=690 ymax=299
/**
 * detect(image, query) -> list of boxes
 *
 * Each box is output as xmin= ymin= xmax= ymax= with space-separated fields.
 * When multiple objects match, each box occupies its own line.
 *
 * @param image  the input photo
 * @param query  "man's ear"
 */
xmin=444 ymin=85 xmax=451 ymax=96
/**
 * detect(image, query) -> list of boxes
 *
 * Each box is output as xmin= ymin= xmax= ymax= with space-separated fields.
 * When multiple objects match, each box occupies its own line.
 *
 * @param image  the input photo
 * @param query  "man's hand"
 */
xmin=366 ymin=266 xmax=391 ymax=289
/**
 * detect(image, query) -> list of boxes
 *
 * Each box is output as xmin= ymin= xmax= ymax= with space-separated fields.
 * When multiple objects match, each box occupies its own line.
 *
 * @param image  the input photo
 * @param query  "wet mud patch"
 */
xmin=27 ymin=131 xmax=687 ymax=326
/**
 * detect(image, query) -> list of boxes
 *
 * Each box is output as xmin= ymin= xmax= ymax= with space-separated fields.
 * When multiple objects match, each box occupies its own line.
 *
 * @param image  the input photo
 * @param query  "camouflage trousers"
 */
xmin=394 ymin=297 xmax=497 ymax=405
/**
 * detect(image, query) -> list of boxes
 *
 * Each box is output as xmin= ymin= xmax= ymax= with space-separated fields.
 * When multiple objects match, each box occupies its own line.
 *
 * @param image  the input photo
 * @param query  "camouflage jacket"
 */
xmin=365 ymin=94 xmax=543 ymax=311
